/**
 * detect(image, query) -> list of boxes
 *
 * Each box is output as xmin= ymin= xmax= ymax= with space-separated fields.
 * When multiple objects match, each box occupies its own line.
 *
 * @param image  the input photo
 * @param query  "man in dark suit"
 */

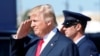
xmin=60 ymin=10 xmax=99 ymax=56
xmin=11 ymin=4 xmax=79 ymax=56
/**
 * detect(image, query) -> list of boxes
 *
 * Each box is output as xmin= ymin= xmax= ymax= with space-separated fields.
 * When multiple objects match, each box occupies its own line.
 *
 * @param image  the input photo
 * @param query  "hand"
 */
xmin=15 ymin=19 xmax=32 ymax=39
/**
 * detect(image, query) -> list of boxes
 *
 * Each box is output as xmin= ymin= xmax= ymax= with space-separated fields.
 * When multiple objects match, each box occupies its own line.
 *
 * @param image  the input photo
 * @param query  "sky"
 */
xmin=16 ymin=0 xmax=100 ymax=16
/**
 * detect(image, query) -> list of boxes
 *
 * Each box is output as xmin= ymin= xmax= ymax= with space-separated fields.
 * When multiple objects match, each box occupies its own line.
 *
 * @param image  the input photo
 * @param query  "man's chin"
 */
xmin=34 ymin=32 xmax=40 ymax=36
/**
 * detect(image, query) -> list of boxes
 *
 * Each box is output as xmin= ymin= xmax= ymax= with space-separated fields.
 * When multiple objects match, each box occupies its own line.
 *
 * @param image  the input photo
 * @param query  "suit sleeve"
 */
xmin=10 ymin=36 xmax=31 ymax=56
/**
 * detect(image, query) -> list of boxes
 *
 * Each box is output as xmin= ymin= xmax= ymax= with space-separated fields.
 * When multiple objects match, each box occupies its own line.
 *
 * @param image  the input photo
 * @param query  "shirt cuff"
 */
xmin=12 ymin=34 xmax=19 ymax=39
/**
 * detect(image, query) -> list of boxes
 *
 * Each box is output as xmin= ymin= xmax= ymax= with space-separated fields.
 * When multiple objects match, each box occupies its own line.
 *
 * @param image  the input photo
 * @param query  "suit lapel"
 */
xmin=40 ymin=31 xmax=59 ymax=56
xmin=25 ymin=36 xmax=40 ymax=56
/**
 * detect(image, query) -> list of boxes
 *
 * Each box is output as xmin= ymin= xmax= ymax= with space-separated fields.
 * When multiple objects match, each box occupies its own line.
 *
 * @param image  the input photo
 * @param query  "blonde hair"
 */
xmin=28 ymin=4 xmax=57 ymax=26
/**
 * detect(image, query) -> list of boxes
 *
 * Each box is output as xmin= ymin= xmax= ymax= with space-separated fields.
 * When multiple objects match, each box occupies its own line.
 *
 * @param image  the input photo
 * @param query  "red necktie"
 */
xmin=35 ymin=39 xmax=44 ymax=56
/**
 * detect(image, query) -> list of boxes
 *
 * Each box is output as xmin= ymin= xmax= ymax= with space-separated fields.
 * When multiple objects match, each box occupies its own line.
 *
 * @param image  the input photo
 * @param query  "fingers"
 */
xmin=23 ymin=19 xmax=32 ymax=25
xmin=15 ymin=19 xmax=32 ymax=39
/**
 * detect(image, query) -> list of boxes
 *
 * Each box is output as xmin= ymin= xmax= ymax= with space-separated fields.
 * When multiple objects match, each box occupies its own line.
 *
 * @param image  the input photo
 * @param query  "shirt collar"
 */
xmin=43 ymin=27 xmax=57 ymax=42
xmin=75 ymin=35 xmax=85 ymax=44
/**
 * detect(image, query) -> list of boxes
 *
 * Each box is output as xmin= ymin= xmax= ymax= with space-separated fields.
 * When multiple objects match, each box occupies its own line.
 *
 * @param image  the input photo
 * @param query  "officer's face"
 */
xmin=62 ymin=24 xmax=78 ymax=38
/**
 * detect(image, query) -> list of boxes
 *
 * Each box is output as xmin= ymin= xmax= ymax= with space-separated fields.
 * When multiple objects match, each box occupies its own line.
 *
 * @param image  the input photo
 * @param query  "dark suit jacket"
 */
xmin=11 ymin=30 xmax=79 ymax=56
xmin=77 ymin=36 xmax=99 ymax=56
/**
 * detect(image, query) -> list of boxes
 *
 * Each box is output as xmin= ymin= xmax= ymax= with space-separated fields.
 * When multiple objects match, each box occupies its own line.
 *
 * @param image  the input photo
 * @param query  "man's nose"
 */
xmin=31 ymin=22 xmax=35 ymax=27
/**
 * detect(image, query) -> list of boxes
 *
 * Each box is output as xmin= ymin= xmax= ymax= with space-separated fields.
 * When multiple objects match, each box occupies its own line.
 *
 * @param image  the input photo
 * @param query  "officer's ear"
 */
xmin=75 ymin=23 xmax=82 ymax=31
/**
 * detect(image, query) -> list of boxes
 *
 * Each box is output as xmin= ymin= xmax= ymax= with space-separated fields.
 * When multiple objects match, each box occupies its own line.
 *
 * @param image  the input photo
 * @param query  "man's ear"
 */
xmin=45 ymin=18 xmax=52 ymax=26
xmin=47 ymin=20 xmax=51 ymax=26
xmin=75 ymin=23 xmax=82 ymax=31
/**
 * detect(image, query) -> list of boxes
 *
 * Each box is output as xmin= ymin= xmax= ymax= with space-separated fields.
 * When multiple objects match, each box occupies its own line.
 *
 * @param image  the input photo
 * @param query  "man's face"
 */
xmin=62 ymin=24 xmax=77 ymax=38
xmin=30 ymin=12 xmax=48 ymax=37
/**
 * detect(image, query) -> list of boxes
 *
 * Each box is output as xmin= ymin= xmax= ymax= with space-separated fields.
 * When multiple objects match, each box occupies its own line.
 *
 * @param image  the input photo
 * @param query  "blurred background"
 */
xmin=0 ymin=0 xmax=100 ymax=56
xmin=16 ymin=0 xmax=100 ymax=33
